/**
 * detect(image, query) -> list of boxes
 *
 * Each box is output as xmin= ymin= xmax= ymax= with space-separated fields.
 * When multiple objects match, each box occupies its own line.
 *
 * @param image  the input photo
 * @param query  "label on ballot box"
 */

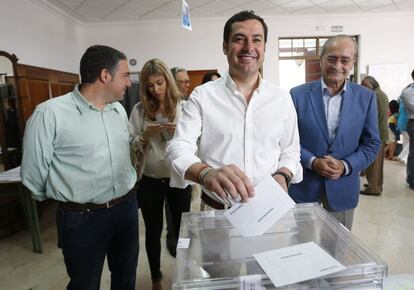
xmin=239 ymin=275 xmax=262 ymax=290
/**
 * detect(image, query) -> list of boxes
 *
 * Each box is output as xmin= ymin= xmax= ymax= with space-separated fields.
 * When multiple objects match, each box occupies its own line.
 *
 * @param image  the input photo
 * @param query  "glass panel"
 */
xmin=279 ymin=51 xmax=292 ymax=57
xmin=305 ymin=47 xmax=317 ymax=56
xmin=319 ymin=38 xmax=328 ymax=46
xmin=318 ymin=38 xmax=329 ymax=55
xmin=304 ymin=38 xmax=316 ymax=48
xmin=293 ymin=47 xmax=305 ymax=57
xmin=279 ymin=39 xmax=291 ymax=49
xmin=292 ymin=39 xmax=303 ymax=48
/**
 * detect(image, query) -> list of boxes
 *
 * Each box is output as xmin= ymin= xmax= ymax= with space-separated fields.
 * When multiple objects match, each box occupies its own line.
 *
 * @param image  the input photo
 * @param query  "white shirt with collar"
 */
xmin=166 ymin=71 xmax=302 ymax=189
xmin=321 ymin=78 xmax=346 ymax=141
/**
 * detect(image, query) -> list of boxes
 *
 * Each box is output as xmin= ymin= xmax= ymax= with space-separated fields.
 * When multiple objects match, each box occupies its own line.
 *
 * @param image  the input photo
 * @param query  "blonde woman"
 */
xmin=129 ymin=59 xmax=191 ymax=290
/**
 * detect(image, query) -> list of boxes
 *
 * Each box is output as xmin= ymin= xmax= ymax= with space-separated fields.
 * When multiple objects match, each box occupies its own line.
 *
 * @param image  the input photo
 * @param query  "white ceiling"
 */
xmin=37 ymin=0 xmax=414 ymax=24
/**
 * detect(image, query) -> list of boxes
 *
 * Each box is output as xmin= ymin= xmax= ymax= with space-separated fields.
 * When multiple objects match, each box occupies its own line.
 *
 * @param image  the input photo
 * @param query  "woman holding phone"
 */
xmin=129 ymin=59 xmax=191 ymax=290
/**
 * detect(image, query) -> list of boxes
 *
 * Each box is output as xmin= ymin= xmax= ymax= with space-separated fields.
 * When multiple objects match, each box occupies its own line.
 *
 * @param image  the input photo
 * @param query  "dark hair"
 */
xmin=80 ymin=45 xmax=127 ymax=84
xmin=223 ymin=10 xmax=268 ymax=44
xmin=389 ymin=100 xmax=399 ymax=115
xmin=320 ymin=35 xmax=358 ymax=59
xmin=411 ymin=69 xmax=414 ymax=81
xmin=201 ymin=72 xmax=221 ymax=84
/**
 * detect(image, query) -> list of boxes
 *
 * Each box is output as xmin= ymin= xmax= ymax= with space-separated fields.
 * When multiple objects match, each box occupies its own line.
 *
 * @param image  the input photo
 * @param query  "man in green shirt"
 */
xmin=21 ymin=45 xmax=138 ymax=290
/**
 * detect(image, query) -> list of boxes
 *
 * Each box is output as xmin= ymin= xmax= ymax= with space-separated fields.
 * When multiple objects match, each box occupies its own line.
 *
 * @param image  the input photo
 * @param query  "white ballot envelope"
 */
xmin=253 ymin=242 xmax=346 ymax=287
xmin=224 ymin=175 xmax=295 ymax=237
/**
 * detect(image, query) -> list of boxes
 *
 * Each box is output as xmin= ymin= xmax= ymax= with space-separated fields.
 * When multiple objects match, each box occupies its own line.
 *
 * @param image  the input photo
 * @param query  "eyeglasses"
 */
xmin=325 ymin=55 xmax=355 ymax=65
xmin=177 ymin=80 xmax=191 ymax=84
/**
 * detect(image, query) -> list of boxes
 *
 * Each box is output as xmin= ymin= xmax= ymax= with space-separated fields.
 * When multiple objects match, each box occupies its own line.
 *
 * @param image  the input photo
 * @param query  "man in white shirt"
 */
xmin=166 ymin=10 xmax=302 ymax=209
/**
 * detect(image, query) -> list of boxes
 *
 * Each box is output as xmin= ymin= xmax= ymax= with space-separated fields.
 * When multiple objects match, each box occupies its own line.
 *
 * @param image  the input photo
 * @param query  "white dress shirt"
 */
xmin=166 ymin=72 xmax=302 ymax=189
xmin=322 ymin=79 xmax=345 ymax=141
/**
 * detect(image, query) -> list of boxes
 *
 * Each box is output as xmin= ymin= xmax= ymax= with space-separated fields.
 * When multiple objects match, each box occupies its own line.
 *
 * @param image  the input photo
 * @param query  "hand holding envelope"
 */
xmin=224 ymin=175 xmax=295 ymax=237
xmin=200 ymin=164 xmax=255 ymax=204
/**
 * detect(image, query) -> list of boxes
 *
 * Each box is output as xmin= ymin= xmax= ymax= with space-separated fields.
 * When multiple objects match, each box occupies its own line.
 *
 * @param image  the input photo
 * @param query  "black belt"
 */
xmin=201 ymin=191 xmax=226 ymax=210
xmin=58 ymin=190 xmax=134 ymax=210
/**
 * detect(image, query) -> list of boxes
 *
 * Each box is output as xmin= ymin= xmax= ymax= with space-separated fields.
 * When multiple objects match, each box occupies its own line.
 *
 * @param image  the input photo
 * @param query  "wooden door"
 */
xmin=187 ymin=69 xmax=218 ymax=96
xmin=305 ymin=59 xmax=322 ymax=82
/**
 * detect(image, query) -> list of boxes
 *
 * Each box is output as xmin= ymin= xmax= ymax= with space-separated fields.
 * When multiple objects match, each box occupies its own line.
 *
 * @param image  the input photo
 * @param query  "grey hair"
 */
xmin=361 ymin=76 xmax=380 ymax=90
xmin=170 ymin=67 xmax=187 ymax=80
xmin=320 ymin=35 xmax=358 ymax=59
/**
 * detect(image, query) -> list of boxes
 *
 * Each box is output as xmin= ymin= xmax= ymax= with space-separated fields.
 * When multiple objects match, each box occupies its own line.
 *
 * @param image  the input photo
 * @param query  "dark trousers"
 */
xmin=57 ymin=195 xmax=139 ymax=290
xmin=407 ymin=119 xmax=414 ymax=186
xmin=138 ymin=175 xmax=191 ymax=280
xmin=365 ymin=143 xmax=386 ymax=193
xmin=165 ymin=200 xmax=176 ymax=248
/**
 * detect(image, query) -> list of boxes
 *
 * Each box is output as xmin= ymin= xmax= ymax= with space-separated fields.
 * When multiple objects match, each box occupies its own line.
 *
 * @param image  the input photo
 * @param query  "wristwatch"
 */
xmin=272 ymin=171 xmax=292 ymax=187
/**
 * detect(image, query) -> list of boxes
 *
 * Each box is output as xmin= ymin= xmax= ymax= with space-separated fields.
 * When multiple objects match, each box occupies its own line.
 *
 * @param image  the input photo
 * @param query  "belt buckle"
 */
xmin=106 ymin=201 xmax=110 ymax=208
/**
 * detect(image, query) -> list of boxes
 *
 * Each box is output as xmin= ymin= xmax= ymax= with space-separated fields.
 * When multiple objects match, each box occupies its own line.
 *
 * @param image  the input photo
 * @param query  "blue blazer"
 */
xmin=289 ymin=80 xmax=381 ymax=211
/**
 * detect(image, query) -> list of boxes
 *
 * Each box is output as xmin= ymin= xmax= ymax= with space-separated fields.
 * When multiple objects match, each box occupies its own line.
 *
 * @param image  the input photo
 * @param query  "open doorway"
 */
xmin=278 ymin=36 xmax=359 ymax=91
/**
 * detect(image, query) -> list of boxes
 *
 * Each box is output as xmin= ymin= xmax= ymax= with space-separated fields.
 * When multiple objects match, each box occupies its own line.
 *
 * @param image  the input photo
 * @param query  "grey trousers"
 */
xmin=321 ymin=194 xmax=355 ymax=231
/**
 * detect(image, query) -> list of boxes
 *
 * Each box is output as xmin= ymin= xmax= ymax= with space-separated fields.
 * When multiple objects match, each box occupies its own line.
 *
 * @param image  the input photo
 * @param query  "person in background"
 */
xmin=171 ymin=67 xmax=191 ymax=99
xmin=21 ymin=45 xmax=138 ymax=290
xmin=401 ymin=69 xmax=414 ymax=189
xmin=129 ymin=59 xmax=191 ymax=290
xmin=201 ymin=71 xmax=221 ymax=84
xmin=385 ymin=100 xmax=400 ymax=160
xmin=289 ymin=35 xmax=381 ymax=230
xmin=165 ymin=67 xmax=192 ymax=256
xmin=397 ymin=90 xmax=409 ymax=164
xmin=360 ymin=76 xmax=389 ymax=196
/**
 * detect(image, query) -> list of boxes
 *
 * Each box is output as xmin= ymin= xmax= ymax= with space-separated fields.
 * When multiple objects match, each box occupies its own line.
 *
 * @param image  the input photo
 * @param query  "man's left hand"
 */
xmin=272 ymin=167 xmax=292 ymax=192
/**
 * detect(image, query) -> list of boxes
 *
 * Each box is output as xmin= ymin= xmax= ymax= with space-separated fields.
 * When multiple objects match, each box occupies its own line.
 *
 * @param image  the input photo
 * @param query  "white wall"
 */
xmin=1 ymin=0 xmax=413 ymax=85
xmin=0 ymin=0 xmax=82 ymax=73
xmin=81 ymin=12 xmax=414 ymax=87
xmin=81 ymin=19 xmax=227 ymax=75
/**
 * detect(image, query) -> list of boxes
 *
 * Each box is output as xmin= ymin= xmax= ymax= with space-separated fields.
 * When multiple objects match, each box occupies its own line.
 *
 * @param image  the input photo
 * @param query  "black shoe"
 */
xmin=360 ymin=190 xmax=381 ymax=196
xmin=167 ymin=244 xmax=176 ymax=258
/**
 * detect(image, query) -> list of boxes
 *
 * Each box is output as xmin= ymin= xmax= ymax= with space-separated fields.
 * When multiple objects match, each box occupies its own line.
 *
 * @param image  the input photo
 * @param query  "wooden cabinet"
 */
xmin=0 ymin=56 xmax=78 ymax=170
xmin=15 ymin=64 xmax=78 ymax=128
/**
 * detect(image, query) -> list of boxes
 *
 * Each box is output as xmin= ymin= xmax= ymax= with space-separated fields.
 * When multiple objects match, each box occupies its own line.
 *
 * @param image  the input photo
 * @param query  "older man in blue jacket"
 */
xmin=289 ymin=35 xmax=381 ymax=230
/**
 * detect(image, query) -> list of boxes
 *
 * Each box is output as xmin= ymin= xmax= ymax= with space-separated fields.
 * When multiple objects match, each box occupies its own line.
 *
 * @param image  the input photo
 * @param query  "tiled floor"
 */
xmin=0 ymin=160 xmax=413 ymax=290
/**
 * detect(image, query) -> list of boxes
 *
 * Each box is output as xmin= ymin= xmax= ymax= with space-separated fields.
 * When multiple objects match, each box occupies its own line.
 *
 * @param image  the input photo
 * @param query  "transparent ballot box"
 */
xmin=173 ymin=203 xmax=387 ymax=289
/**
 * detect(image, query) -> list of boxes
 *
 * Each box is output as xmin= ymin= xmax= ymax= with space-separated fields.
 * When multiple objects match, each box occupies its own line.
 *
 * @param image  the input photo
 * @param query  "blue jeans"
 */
xmin=57 ymin=194 xmax=139 ymax=290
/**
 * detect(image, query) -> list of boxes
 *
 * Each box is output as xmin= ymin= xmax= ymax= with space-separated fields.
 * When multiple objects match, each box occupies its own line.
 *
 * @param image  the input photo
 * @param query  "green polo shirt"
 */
xmin=21 ymin=85 xmax=137 ymax=204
